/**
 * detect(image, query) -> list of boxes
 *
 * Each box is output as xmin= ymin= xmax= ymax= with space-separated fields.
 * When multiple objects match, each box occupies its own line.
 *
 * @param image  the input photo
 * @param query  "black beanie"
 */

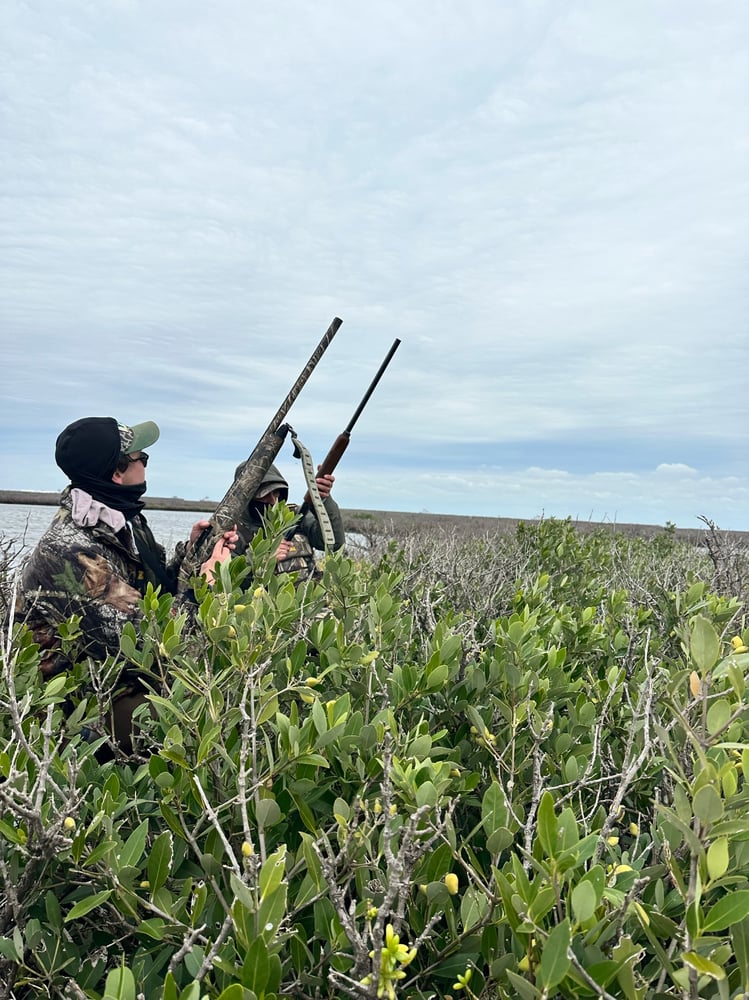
xmin=55 ymin=417 xmax=122 ymax=481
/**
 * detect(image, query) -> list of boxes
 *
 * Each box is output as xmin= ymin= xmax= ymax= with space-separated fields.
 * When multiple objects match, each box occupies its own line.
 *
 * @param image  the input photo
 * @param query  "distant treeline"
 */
xmin=2 ymin=490 xmax=745 ymax=546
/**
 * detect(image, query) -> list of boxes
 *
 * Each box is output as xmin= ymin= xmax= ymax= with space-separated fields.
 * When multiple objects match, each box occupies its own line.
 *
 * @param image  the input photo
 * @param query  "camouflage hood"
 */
xmin=234 ymin=461 xmax=289 ymax=503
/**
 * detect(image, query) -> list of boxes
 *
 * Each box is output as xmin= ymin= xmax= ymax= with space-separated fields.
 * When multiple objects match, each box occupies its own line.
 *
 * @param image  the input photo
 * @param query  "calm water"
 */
xmin=1 ymin=503 xmax=215 ymax=563
xmin=1 ymin=503 xmax=367 ymax=567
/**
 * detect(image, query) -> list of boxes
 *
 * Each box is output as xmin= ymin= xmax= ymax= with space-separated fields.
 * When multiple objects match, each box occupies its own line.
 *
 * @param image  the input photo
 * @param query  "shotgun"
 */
xmin=178 ymin=316 xmax=342 ymax=590
xmin=286 ymin=337 xmax=401 ymax=534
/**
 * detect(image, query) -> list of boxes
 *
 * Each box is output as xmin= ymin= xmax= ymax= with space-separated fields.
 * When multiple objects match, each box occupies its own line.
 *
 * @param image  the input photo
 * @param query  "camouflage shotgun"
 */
xmin=285 ymin=337 xmax=401 ymax=534
xmin=179 ymin=316 xmax=342 ymax=590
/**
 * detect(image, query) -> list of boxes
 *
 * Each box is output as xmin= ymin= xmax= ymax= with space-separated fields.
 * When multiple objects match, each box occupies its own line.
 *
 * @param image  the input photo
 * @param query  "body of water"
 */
xmin=1 ymin=503 xmax=215 ymax=563
xmin=1 ymin=503 xmax=368 ymax=569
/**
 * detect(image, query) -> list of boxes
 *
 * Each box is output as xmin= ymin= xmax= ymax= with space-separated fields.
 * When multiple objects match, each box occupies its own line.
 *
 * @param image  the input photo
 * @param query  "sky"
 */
xmin=2 ymin=0 xmax=747 ymax=530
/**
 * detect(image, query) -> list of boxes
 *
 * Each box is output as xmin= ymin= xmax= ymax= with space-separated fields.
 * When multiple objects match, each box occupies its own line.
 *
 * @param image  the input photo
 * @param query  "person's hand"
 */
xmin=200 ymin=525 xmax=238 ymax=584
xmin=315 ymin=473 xmax=335 ymax=499
xmin=274 ymin=538 xmax=294 ymax=562
xmin=189 ymin=519 xmax=211 ymax=546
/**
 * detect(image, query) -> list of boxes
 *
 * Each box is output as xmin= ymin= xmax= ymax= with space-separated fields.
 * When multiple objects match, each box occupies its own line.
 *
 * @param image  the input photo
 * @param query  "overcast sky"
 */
xmin=2 ymin=0 xmax=747 ymax=530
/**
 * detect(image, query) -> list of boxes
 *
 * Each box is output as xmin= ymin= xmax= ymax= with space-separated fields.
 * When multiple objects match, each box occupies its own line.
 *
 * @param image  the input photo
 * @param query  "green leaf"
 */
xmin=578 ymin=865 xmax=605 ymax=903
xmin=136 ymin=918 xmax=166 ymax=940
xmin=430 ymin=951 xmax=483 ymax=979
xmin=682 ymin=951 xmax=726 ymax=980
xmin=537 ymin=791 xmax=558 ymax=858
xmin=572 ymin=880 xmax=598 ymax=924
xmin=426 ymin=662 xmax=449 ymax=690
xmin=293 ymin=753 xmax=329 ymax=767
xmin=300 ymin=833 xmax=325 ymax=893
xmin=44 ymin=674 xmax=68 ymax=698
xmin=538 ymin=920 xmax=570 ymax=989
xmin=487 ymin=827 xmax=514 ymax=854
xmin=242 ymin=937 xmax=270 ymax=993
xmin=731 ymin=916 xmax=749 ymax=992
xmin=119 ymin=819 xmax=149 ymax=870
xmin=706 ymin=698 xmax=732 ymax=736
xmin=259 ymin=845 xmax=287 ymax=900
xmin=258 ymin=882 xmax=288 ymax=943
xmin=482 ymin=783 xmax=508 ymax=835
xmin=179 ymin=984 xmax=202 ymax=1000
xmin=691 ymin=616 xmax=720 ymax=673
xmin=216 ymin=986 xmax=251 ymax=1000
xmin=103 ymin=965 xmax=136 ymax=1000
xmin=460 ymin=886 xmax=490 ymax=930
xmin=505 ymin=969 xmax=543 ymax=1000
xmin=528 ymin=886 xmax=557 ymax=924
xmin=288 ymin=788 xmax=318 ymax=834
xmin=65 ymin=890 xmax=113 ymax=922
xmin=197 ymin=723 xmax=222 ymax=764
xmin=311 ymin=698 xmax=327 ymax=735
xmin=693 ymin=785 xmax=724 ymax=825
xmin=148 ymin=830 xmax=173 ymax=894
xmin=703 ymin=890 xmax=749 ymax=931
xmin=707 ymin=838 xmax=729 ymax=881
xmin=415 ymin=780 xmax=438 ymax=808
xmin=0 ymin=818 xmax=27 ymax=844
xmin=0 ymin=936 xmax=21 ymax=962
xmin=256 ymin=799 xmax=282 ymax=829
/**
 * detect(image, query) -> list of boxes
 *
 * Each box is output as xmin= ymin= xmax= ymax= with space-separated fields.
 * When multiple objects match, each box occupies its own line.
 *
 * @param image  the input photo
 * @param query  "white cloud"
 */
xmin=655 ymin=463 xmax=698 ymax=476
xmin=1 ymin=1 xmax=747 ymax=528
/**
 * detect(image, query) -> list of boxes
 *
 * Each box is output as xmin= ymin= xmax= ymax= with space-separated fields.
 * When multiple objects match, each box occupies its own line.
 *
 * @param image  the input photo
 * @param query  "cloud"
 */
xmin=1 ymin=1 xmax=747 ymax=530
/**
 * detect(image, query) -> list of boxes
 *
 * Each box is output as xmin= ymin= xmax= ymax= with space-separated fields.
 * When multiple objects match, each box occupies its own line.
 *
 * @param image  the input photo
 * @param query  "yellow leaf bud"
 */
xmin=444 ymin=872 xmax=459 ymax=895
xmin=63 ymin=817 xmax=76 ymax=832
xmin=629 ymin=822 xmax=639 ymax=836
xmin=241 ymin=841 xmax=254 ymax=857
xmin=607 ymin=836 xmax=619 ymax=846
xmin=689 ymin=671 xmax=701 ymax=697
xmin=253 ymin=586 xmax=265 ymax=598
xmin=234 ymin=604 xmax=246 ymax=613
xmin=305 ymin=676 xmax=321 ymax=687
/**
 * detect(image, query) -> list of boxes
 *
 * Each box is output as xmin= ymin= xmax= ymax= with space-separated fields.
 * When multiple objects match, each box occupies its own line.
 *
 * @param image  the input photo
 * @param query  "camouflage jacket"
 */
xmin=18 ymin=487 xmax=188 ymax=676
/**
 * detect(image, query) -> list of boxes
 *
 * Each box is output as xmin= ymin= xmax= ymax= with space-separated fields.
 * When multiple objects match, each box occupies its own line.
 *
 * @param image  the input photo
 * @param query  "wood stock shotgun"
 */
xmin=178 ymin=316 xmax=342 ymax=591
xmin=288 ymin=337 xmax=401 ymax=526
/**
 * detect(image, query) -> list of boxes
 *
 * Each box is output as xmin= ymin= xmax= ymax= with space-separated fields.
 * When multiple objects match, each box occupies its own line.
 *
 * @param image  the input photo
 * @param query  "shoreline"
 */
xmin=1 ymin=490 xmax=745 ymax=545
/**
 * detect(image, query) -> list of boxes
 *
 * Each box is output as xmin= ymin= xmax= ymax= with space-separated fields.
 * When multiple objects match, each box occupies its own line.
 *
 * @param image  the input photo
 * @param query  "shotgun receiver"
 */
xmin=178 ymin=316 xmax=342 ymax=590
xmin=290 ymin=337 xmax=401 ymax=520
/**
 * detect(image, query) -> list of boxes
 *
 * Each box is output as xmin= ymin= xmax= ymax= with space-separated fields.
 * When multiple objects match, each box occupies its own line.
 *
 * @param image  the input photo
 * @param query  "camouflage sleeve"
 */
xmin=20 ymin=541 xmax=146 ymax=672
xmin=299 ymin=496 xmax=346 ymax=551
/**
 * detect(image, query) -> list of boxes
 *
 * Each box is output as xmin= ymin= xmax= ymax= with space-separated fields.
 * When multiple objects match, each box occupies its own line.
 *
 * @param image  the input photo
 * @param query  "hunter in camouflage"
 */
xmin=18 ymin=416 xmax=237 ymax=753
xmin=233 ymin=462 xmax=346 ymax=582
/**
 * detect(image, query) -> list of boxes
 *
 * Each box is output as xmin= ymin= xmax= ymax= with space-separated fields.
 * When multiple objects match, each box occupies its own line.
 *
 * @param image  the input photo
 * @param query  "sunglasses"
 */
xmin=124 ymin=452 xmax=149 ymax=467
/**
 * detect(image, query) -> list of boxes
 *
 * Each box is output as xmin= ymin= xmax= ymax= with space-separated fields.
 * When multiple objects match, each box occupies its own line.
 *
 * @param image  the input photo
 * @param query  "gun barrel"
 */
xmin=263 ymin=316 xmax=343 ymax=439
xmin=178 ymin=316 xmax=342 ymax=587
xmin=344 ymin=338 xmax=401 ymax=434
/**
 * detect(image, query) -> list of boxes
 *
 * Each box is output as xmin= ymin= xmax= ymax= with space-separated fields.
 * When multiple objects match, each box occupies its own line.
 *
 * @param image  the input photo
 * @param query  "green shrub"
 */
xmin=0 ymin=517 xmax=748 ymax=999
